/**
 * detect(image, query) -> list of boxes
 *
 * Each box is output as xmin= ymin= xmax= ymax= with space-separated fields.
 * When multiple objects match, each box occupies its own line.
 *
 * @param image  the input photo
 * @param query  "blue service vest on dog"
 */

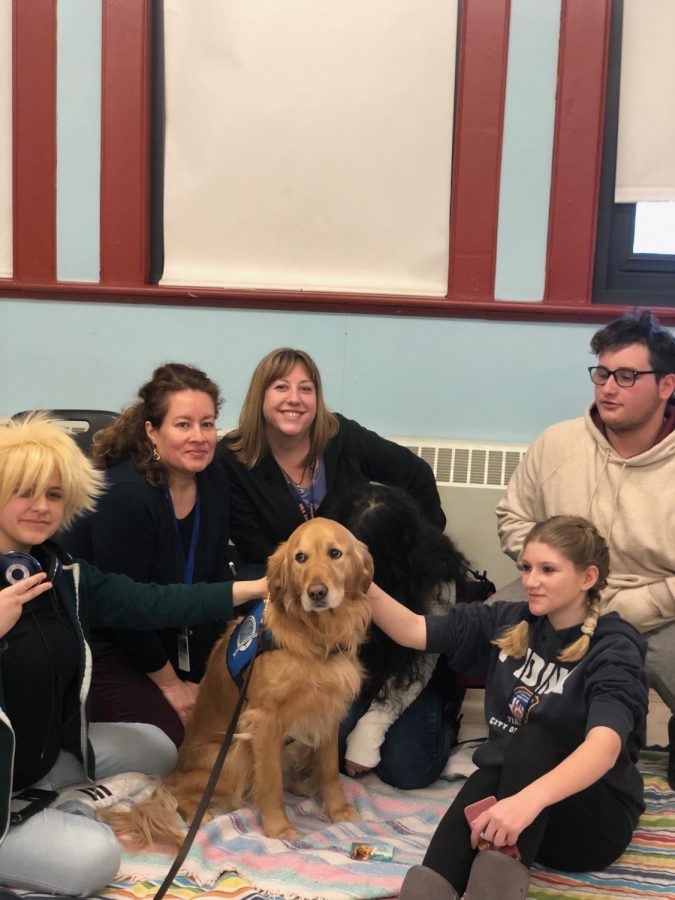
xmin=226 ymin=600 xmax=274 ymax=684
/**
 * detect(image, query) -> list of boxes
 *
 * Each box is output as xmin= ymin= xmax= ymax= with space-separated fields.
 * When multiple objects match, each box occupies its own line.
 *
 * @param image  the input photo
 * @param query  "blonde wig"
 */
xmin=0 ymin=414 xmax=105 ymax=528
xmin=227 ymin=348 xmax=339 ymax=468
xmin=493 ymin=515 xmax=609 ymax=664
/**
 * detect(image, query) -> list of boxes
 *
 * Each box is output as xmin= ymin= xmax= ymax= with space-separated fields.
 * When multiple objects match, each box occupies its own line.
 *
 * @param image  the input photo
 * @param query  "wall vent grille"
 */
xmin=391 ymin=437 xmax=529 ymax=490
xmin=0 ymin=419 xmax=529 ymax=493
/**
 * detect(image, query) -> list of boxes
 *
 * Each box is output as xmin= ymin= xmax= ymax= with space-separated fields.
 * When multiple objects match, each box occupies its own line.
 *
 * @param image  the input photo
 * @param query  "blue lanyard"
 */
xmin=169 ymin=493 xmax=201 ymax=585
xmin=299 ymin=482 xmax=315 ymax=521
xmin=284 ymin=478 xmax=315 ymax=521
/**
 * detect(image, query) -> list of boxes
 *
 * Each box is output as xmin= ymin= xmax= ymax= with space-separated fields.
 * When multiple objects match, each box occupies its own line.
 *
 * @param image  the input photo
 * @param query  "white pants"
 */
xmin=0 ymin=722 xmax=176 ymax=897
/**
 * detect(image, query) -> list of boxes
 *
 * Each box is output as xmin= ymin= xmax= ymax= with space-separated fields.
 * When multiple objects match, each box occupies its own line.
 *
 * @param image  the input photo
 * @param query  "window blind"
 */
xmin=615 ymin=0 xmax=675 ymax=203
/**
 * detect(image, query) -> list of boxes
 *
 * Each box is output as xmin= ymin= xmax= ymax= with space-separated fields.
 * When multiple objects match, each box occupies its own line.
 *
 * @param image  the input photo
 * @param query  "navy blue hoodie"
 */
xmin=425 ymin=601 xmax=648 ymax=828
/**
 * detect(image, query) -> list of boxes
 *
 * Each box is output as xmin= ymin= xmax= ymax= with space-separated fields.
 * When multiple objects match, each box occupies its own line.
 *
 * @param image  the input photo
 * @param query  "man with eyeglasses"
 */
xmin=497 ymin=310 xmax=675 ymax=787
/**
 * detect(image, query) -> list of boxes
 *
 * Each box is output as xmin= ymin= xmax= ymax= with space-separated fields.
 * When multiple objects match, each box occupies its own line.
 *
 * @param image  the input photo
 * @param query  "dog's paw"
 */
xmin=264 ymin=821 xmax=300 ymax=841
xmin=327 ymin=801 xmax=360 ymax=823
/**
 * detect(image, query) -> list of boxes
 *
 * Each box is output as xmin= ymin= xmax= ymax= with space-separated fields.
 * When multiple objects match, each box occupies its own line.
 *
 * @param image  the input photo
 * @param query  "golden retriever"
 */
xmin=107 ymin=517 xmax=373 ymax=849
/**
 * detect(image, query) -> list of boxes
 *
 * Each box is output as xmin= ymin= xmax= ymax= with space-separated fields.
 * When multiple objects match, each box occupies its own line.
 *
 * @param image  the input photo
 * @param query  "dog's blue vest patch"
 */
xmin=227 ymin=600 xmax=273 ymax=683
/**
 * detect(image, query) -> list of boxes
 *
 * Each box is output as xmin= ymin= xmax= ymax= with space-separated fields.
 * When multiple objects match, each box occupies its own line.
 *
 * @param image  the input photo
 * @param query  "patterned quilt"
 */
xmin=100 ymin=751 xmax=675 ymax=900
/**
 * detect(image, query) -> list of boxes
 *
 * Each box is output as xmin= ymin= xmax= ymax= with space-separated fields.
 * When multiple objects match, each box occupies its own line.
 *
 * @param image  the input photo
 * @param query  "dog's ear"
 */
xmin=354 ymin=538 xmax=374 ymax=592
xmin=266 ymin=540 xmax=289 ymax=598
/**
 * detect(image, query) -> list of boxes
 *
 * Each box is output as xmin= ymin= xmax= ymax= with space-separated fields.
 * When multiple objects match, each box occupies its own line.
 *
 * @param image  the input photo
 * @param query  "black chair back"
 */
xmin=12 ymin=409 xmax=118 ymax=455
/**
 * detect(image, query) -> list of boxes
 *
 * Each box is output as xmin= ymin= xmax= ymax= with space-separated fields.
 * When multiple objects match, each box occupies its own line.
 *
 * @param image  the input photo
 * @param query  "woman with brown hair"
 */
xmin=216 ymin=347 xmax=445 ymax=573
xmin=63 ymin=362 xmax=233 ymax=746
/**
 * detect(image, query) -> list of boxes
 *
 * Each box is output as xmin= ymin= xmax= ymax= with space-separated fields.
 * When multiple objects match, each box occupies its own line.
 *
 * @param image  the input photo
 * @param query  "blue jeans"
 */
xmin=339 ymin=660 xmax=462 ymax=789
xmin=0 ymin=722 xmax=176 ymax=897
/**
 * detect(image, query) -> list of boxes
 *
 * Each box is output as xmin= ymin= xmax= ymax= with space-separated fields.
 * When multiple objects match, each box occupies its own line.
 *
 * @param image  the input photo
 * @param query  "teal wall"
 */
xmin=56 ymin=0 xmax=101 ymax=283
xmin=0 ymin=299 xmax=597 ymax=441
xmin=494 ymin=0 xmax=561 ymax=301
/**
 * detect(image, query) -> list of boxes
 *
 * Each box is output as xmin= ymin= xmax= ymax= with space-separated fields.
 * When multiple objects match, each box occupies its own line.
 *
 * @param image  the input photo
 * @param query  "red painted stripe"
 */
xmin=100 ymin=0 xmax=151 ymax=285
xmin=448 ymin=0 xmax=510 ymax=301
xmin=12 ymin=0 xmax=57 ymax=281
xmin=4 ymin=279 xmax=675 ymax=325
xmin=545 ymin=0 xmax=611 ymax=305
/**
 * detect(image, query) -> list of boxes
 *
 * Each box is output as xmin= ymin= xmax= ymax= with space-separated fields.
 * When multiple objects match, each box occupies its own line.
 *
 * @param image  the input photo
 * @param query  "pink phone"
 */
xmin=464 ymin=795 xmax=497 ymax=824
xmin=464 ymin=795 xmax=521 ymax=861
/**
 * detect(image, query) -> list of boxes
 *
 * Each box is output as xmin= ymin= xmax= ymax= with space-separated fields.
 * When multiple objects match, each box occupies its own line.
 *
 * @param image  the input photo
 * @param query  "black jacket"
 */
xmin=217 ymin=413 xmax=445 ymax=568
xmin=62 ymin=459 xmax=231 ymax=679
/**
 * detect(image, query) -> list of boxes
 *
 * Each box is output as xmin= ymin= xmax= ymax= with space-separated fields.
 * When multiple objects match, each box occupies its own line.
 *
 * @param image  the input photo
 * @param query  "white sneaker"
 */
xmin=52 ymin=771 xmax=151 ymax=812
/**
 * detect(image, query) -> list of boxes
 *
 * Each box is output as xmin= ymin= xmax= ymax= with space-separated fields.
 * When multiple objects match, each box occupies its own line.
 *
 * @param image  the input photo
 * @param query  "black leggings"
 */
xmin=423 ymin=723 xmax=635 ymax=895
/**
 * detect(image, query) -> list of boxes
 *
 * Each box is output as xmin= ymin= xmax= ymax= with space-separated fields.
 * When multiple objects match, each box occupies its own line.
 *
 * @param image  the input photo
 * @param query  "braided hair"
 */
xmin=493 ymin=516 xmax=609 ymax=663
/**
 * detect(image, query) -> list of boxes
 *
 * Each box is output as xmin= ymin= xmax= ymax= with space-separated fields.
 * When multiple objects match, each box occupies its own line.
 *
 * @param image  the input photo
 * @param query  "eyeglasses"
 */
xmin=588 ymin=366 xmax=662 ymax=388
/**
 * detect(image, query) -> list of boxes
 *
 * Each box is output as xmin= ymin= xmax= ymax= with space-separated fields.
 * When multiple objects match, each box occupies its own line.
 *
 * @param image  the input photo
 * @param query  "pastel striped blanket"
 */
xmin=100 ymin=751 xmax=675 ymax=900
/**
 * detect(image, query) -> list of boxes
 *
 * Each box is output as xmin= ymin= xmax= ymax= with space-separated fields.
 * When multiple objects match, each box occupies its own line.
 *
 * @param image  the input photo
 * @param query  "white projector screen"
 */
xmin=160 ymin=0 xmax=458 ymax=296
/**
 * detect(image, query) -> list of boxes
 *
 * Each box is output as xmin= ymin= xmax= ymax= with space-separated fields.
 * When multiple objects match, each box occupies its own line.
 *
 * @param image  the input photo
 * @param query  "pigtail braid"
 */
xmin=492 ymin=620 xmax=530 ymax=659
xmin=497 ymin=516 xmax=611 ymax=664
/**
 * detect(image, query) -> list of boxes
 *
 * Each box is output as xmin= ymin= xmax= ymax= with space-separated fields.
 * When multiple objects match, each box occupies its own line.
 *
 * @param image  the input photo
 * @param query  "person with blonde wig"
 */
xmin=217 ymin=347 xmax=445 ymax=571
xmin=0 ymin=416 xmax=103 ymax=527
xmin=0 ymin=416 xmax=265 ymax=896
xmin=367 ymin=515 xmax=648 ymax=900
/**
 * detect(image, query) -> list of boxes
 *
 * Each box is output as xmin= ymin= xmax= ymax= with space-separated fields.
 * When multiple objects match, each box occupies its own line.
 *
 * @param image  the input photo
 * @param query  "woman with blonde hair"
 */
xmin=0 ymin=415 xmax=264 ymax=896
xmin=368 ymin=515 xmax=648 ymax=900
xmin=64 ymin=363 xmax=231 ymax=746
xmin=217 ymin=347 xmax=445 ymax=571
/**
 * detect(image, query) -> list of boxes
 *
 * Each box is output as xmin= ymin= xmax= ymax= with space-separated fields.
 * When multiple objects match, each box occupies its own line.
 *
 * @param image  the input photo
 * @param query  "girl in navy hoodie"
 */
xmin=368 ymin=515 xmax=648 ymax=900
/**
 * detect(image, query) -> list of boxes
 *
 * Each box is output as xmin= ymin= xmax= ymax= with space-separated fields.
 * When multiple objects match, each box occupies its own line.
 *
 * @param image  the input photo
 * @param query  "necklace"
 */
xmin=279 ymin=462 xmax=308 ymax=489
xmin=280 ymin=460 xmax=317 ymax=520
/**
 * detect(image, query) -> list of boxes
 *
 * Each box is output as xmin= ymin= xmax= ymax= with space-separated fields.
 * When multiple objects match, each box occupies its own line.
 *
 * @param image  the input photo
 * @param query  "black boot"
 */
xmin=668 ymin=715 xmax=675 ymax=790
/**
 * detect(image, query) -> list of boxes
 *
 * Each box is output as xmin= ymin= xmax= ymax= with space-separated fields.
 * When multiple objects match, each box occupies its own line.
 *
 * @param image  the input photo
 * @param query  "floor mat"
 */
xmin=99 ymin=751 xmax=675 ymax=900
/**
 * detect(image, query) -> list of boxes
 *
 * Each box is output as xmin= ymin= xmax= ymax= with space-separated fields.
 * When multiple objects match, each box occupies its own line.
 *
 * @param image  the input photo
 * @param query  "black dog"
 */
xmin=333 ymin=483 xmax=470 ymax=789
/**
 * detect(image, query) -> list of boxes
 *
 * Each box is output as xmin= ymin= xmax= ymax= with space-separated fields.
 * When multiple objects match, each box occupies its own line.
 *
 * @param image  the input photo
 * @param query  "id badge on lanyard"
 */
xmin=297 ymin=489 xmax=315 ymax=521
xmin=170 ymin=494 xmax=201 ymax=672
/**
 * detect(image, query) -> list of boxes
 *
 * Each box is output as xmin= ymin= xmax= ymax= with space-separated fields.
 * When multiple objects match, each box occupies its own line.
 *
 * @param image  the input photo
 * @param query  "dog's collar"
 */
xmin=226 ymin=598 xmax=276 ymax=686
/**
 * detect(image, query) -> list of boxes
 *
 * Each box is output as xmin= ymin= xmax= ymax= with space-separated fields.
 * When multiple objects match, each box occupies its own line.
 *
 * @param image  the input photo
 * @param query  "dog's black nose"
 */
xmin=307 ymin=582 xmax=328 ymax=604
